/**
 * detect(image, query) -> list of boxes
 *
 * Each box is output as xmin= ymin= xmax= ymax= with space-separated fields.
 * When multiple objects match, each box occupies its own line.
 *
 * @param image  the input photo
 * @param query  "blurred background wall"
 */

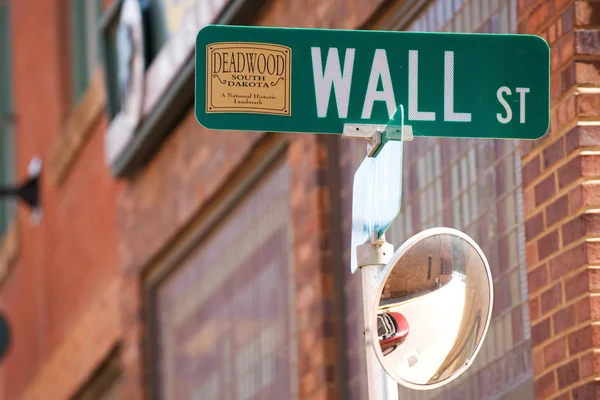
xmin=0 ymin=0 xmax=596 ymax=399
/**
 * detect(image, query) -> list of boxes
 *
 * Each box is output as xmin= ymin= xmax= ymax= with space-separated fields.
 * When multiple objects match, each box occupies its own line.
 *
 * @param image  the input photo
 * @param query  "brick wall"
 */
xmin=519 ymin=0 xmax=600 ymax=398
xmin=115 ymin=120 xmax=343 ymax=400
xmin=289 ymin=134 xmax=339 ymax=399
xmin=115 ymin=119 xmax=344 ymax=400
xmin=0 ymin=1 xmax=123 ymax=399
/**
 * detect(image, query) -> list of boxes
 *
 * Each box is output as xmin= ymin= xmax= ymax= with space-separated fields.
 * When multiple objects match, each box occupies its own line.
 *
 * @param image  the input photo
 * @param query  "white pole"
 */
xmin=358 ymin=234 xmax=399 ymax=400
xmin=362 ymin=264 xmax=386 ymax=400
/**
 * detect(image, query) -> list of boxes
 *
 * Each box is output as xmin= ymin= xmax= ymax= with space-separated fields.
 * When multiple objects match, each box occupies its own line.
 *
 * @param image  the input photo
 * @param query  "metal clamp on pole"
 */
xmin=342 ymin=104 xmax=413 ymax=157
xmin=356 ymin=230 xmax=394 ymax=268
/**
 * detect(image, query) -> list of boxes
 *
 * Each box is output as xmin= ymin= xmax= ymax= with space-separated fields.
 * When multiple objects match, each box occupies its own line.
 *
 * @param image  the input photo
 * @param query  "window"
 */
xmin=140 ymin=0 xmax=169 ymax=63
xmin=70 ymin=0 xmax=103 ymax=104
xmin=100 ymin=0 xmax=168 ymax=119
xmin=149 ymin=161 xmax=298 ymax=400
xmin=71 ymin=347 xmax=123 ymax=400
xmin=427 ymin=256 xmax=432 ymax=280
xmin=0 ymin=1 xmax=15 ymax=234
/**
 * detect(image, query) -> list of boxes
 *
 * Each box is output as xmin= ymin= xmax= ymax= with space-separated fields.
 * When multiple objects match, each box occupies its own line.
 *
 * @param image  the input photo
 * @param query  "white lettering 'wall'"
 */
xmin=311 ymin=47 xmax=355 ymax=118
xmin=361 ymin=49 xmax=397 ymax=119
xmin=444 ymin=51 xmax=471 ymax=122
xmin=408 ymin=50 xmax=436 ymax=121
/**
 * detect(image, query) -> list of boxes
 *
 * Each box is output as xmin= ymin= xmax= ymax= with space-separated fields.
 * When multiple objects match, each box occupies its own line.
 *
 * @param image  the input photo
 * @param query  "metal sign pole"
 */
xmin=357 ymin=232 xmax=398 ymax=400
xmin=345 ymin=108 xmax=410 ymax=399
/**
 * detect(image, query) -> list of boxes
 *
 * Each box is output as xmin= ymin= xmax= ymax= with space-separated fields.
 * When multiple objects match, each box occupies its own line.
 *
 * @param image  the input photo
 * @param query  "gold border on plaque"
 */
xmin=206 ymin=42 xmax=291 ymax=116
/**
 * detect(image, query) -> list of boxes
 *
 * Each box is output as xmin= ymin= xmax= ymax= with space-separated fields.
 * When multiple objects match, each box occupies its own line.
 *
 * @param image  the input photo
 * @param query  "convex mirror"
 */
xmin=371 ymin=227 xmax=493 ymax=390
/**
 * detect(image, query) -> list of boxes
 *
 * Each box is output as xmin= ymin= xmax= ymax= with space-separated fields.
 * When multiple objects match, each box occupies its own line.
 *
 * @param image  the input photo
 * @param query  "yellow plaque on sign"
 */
xmin=206 ymin=42 xmax=291 ymax=116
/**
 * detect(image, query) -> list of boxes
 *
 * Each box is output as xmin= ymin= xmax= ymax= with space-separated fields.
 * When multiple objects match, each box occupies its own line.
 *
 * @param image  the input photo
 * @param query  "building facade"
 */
xmin=0 ymin=0 xmax=597 ymax=399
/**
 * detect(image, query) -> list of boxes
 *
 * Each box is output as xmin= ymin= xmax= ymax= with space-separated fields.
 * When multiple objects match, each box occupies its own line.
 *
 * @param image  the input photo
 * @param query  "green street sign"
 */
xmin=195 ymin=25 xmax=549 ymax=140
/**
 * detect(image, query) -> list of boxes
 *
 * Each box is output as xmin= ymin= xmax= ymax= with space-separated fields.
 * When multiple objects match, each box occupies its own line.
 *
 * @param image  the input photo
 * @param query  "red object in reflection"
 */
xmin=378 ymin=311 xmax=409 ymax=356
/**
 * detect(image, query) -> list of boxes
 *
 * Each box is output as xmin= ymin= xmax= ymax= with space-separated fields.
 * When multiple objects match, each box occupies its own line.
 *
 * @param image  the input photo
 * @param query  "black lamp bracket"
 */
xmin=0 ymin=157 xmax=42 ymax=223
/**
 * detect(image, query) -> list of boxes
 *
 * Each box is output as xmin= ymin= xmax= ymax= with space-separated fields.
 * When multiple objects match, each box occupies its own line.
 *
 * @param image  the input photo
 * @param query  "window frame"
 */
xmin=0 ymin=0 xmax=16 ymax=235
xmin=71 ymin=345 xmax=123 ymax=400
xmin=69 ymin=0 xmax=104 ymax=105
xmin=142 ymin=138 xmax=289 ymax=399
xmin=100 ymin=0 xmax=270 ymax=178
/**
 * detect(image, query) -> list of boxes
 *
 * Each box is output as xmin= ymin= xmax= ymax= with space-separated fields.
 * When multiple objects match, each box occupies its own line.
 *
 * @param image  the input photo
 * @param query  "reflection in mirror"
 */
xmin=372 ymin=228 xmax=493 ymax=390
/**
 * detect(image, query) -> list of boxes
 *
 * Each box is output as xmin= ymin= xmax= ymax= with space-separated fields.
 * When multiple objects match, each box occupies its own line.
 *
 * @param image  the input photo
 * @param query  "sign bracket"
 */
xmin=342 ymin=104 xmax=413 ymax=157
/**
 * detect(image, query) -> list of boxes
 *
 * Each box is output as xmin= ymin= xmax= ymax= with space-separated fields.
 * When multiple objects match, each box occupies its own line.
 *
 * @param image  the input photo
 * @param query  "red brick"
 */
xmin=568 ymin=185 xmax=583 ymax=212
xmin=535 ymin=173 xmax=557 ymax=205
xmin=557 ymin=4 xmax=566 ymax=33
xmin=577 ymin=295 xmax=592 ymax=322
xmin=569 ymin=325 xmax=593 ymax=355
xmin=2 ymin=0 xmax=126 ymax=391
xmin=526 ymin=212 xmax=545 ymax=241
xmin=519 ymin=137 xmax=540 ymax=157
xmin=544 ymin=337 xmax=567 ymax=367
xmin=561 ymin=63 xmax=577 ymax=95
xmin=535 ymin=371 xmax=557 ymax=399
xmin=552 ymin=392 xmax=570 ymax=400
xmin=566 ymin=269 xmax=589 ymax=300
xmin=533 ymin=348 xmax=544 ymax=374
xmin=541 ymin=282 xmax=562 ymax=314
xmin=551 ymin=74 xmax=563 ymax=102
xmin=531 ymin=296 xmax=542 ymax=321
xmin=595 ymin=352 xmax=600 ymax=376
xmin=571 ymin=380 xmax=600 ymax=400
xmin=562 ymin=214 xmax=584 ymax=246
xmin=528 ymin=2 xmax=550 ymax=33
xmin=575 ymin=61 xmax=600 ymax=86
xmin=566 ymin=126 xmax=600 ymax=153
xmin=299 ymin=371 xmax=318 ymax=396
xmin=529 ymin=264 xmax=549 ymax=293
xmin=544 ymin=138 xmax=566 ymax=169
xmin=558 ymin=156 xmax=582 ymax=189
xmin=546 ymin=194 xmax=569 ymax=227
xmin=581 ymin=154 xmax=600 ymax=176
xmin=538 ymin=230 xmax=560 ymax=261
xmin=523 ymin=154 xmax=542 ymax=187
xmin=517 ymin=0 xmax=532 ymax=14
xmin=527 ymin=241 xmax=539 ymax=266
xmin=575 ymin=29 xmax=600 ymax=56
xmin=552 ymin=44 xmax=562 ymax=76
xmin=589 ymin=267 xmax=600 ymax=291
xmin=554 ymin=0 xmax=571 ymax=14
xmin=587 ymin=241 xmax=600 ymax=263
xmin=580 ymin=352 xmax=594 ymax=379
xmin=557 ymin=94 xmax=576 ymax=130
xmin=549 ymin=243 xmax=586 ymax=280
xmin=532 ymin=317 xmax=552 ymax=346
xmin=557 ymin=359 xmax=580 ymax=389
xmin=553 ymin=304 xmax=576 ymax=334
xmin=575 ymin=1 xmax=600 ymax=27
xmin=524 ymin=187 xmax=536 ymax=216
xmin=560 ymin=30 xmax=576 ymax=66
xmin=549 ymin=22 xmax=558 ymax=44
xmin=563 ymin=213 xmax=600 ymax=244
xmin=590 ymin=297 xmax=600 ymax=324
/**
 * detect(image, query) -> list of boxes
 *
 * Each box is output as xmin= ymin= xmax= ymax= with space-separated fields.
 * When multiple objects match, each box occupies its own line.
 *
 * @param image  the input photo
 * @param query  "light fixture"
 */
xmin=0 ymin=157 xmax=41 ymax=220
